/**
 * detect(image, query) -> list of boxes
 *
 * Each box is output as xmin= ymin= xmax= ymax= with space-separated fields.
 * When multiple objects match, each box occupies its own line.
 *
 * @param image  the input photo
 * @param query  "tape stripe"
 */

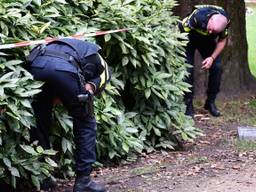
xmin=0 ymin=28 xmax=129 ymax=50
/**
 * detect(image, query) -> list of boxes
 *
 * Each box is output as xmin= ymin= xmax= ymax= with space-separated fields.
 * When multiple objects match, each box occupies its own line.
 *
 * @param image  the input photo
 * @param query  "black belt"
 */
xmin=41 ymin=49 xmax=81 ymax=69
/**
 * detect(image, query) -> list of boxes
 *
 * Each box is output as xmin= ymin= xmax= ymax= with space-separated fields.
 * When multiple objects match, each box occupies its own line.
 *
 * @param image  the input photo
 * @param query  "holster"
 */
xmin=77 ymin=92 xmax=94 ymax=117
xmin=76 ymin=72 xmax=94 ymax=117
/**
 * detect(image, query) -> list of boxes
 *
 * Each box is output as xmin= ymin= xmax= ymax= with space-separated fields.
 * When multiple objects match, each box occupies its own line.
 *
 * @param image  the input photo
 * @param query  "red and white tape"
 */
xmin=0 ymin=28 xmax=129 ymax=50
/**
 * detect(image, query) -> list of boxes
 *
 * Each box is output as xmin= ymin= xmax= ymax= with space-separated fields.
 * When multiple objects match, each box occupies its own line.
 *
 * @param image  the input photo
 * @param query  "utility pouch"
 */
xmin=77 ymin=92 xmax=94 ymax=117
xmin=26 ymin=44 xmax=45 ymax=65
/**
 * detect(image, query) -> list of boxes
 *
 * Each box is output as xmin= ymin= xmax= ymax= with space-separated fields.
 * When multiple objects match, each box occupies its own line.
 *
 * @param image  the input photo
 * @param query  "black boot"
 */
xmin=73 ymin=175 xmax=106 ymax=192
xmin=204 ymin=99 xmax=221 ymax=117
xmin=185 ymin=98 xmax=194 ymax=117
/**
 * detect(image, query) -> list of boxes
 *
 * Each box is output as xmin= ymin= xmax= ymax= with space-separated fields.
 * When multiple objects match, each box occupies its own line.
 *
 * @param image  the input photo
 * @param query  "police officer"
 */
xmin=28 ymin=38 xmax=110 ymax=192
xmin=179 ymin=5 xmax=230 ymax=117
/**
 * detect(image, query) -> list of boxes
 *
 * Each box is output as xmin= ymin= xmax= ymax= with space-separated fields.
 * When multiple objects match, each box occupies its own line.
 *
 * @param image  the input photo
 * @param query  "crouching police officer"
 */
xmin=179 ymin=5 xmax=230 ymax=117
xmin=28 ymin=38 xmax=110 ymax=192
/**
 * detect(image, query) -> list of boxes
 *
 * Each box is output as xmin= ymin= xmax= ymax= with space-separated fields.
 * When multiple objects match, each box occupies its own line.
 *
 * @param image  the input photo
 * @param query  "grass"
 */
xmin=220 ymin=99 xmax=256 ymax=126
xmin=246 ymin=3 xmax=256 ymax=77
xmin=235 ymin=139 xmax=256 ymax=152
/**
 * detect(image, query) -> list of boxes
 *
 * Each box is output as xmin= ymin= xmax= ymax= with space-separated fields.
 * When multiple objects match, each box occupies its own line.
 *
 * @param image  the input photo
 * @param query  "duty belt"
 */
xmin=41 ymin=49 xmax=81 ymax=69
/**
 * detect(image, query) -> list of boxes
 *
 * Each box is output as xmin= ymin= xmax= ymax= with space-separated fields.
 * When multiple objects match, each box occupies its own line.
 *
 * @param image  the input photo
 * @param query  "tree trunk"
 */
xmin=174 ymin=0 xmax=256 ymax=97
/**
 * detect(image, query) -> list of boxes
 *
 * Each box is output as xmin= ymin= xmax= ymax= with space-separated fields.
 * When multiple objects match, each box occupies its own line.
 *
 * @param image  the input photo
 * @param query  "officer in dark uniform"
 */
xmin=28 ymin=38 xmax=110 ymax=192
xmin=179 ymin=5 xmax=230 ymax=117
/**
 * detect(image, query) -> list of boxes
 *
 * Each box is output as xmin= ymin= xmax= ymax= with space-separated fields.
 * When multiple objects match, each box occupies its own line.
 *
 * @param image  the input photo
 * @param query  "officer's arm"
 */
xmin=87 ymin=56 xmax=110 ymax=95
xmin=87 ymin=75 xmax=108 ymax=95
xmin=211 ymin=37 xmax=227 ymax=60
xmin=87 ymin=77 xmax=101 ymax=93
xmin=202 ymin=37 xmax=227 ymax=69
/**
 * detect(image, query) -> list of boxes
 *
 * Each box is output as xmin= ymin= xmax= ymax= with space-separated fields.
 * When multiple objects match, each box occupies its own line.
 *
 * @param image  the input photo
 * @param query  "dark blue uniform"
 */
xmin=29 ymin=39 xmax=110 ymax=176
xmin=179 ymin=5 xmax=230 ymax=101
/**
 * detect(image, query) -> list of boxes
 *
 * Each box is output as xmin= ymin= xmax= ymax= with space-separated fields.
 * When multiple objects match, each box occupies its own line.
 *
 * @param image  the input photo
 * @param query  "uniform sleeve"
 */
xmin=87 ymin=54 xmax=110 ymax=95
xmin=88 ymin=77 xmax=101 ymax=92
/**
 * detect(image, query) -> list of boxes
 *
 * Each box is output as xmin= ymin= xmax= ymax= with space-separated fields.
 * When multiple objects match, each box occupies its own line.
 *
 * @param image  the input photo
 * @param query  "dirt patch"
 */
xmin=54 ymin=97 xmax=256 ymax=192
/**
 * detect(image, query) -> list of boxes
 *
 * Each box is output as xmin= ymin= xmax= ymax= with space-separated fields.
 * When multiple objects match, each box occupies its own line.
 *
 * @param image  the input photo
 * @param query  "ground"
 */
xmin=55 ymin=97 xmax=256 ymax=192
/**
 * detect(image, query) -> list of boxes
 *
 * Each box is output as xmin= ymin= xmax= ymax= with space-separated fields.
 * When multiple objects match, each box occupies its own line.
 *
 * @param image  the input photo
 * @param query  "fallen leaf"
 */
xmin=199 ymin=140 xmax=211 ymax=145
xmin=194 ymin=114 xmax=204 ymax=118
xmin=201 ymin=117 xmax=211 ymax=120
xmin=211 ymin=164 xmax=225 ymax=170
xmin=232 ymin=165 xmax=241 ymax=170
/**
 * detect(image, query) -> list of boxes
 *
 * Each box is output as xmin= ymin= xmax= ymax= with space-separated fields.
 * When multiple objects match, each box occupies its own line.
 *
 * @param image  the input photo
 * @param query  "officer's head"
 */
xmin=207 ymin=14 xmax=228 ymax=34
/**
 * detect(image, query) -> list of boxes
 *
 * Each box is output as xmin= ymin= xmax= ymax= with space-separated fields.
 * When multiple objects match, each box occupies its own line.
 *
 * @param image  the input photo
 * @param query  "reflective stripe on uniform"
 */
xmin=182 ymin=16 xmax=208 ymax=35
xmin=182 ymin=17 xmax=192 ymax=32
xmin=98 ymin=54 xmax=110 ymax=88
xmin=194 ymin=29 xmax=209 ymax=36
xmin=182 ymin=8 xmax=199 ymax=32
xmin=194 ymin=4 xmax=224 ymax=11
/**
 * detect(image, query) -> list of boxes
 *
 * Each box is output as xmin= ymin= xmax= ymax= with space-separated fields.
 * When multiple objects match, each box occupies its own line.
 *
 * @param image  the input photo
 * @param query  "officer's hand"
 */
xmin=202 ymin=57 xmax=214 ymax=69
xmin=85 ymin=83 xmax=95 ymax=94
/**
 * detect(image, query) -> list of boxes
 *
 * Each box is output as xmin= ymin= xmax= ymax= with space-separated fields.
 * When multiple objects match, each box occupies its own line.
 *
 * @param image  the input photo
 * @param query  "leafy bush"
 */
xmin=0 ymin=0 xmax=201 ymax=189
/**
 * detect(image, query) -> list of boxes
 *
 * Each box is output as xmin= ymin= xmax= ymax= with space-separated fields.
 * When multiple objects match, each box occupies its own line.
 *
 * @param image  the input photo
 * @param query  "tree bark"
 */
xmin=174 ymin=0 xmax=256 ymax=97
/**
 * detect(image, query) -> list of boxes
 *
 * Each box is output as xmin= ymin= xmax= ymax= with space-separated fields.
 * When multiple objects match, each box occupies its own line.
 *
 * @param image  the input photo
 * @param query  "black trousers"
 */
xmin=30 ymin=61 xmax=96 ymax=176
xmin=184 ymin=31 xmax=223 ymax=101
